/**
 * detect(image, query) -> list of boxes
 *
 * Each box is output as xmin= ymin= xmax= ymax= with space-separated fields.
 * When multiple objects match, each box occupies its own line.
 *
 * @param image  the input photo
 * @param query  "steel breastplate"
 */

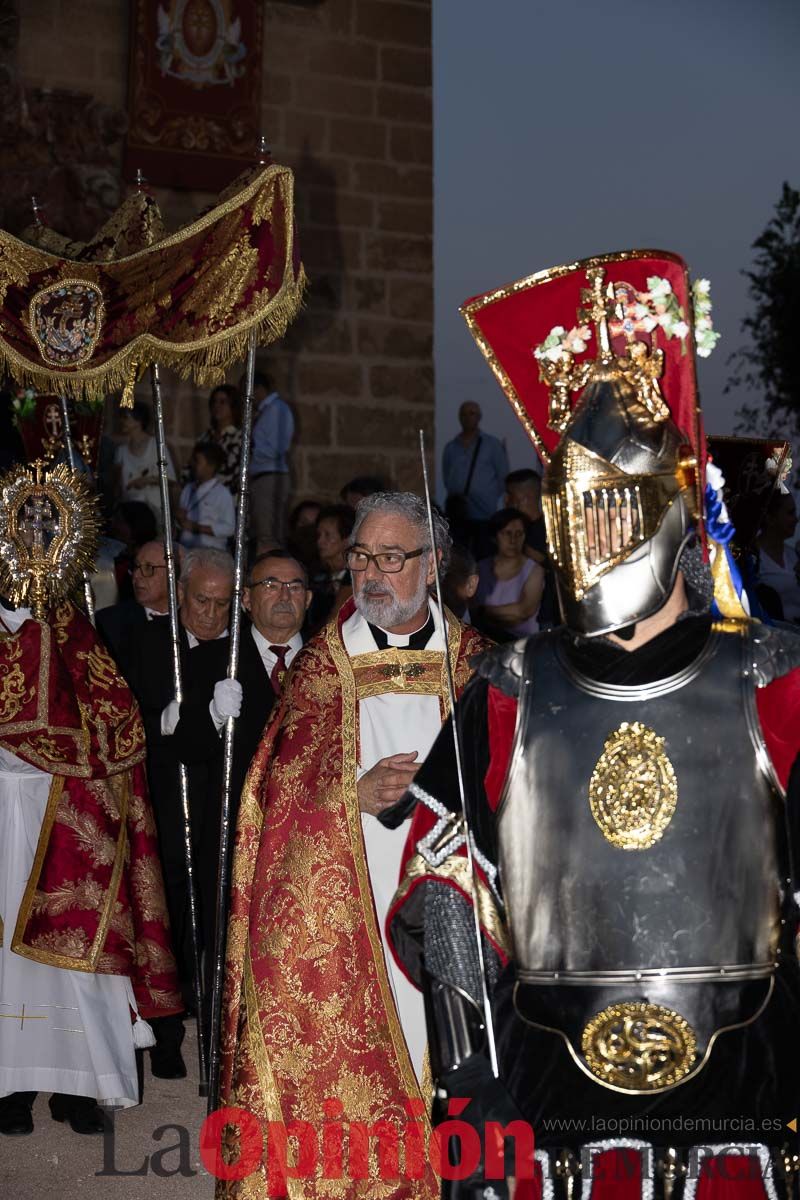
xmin=497 ymin=626 xmax=794 ymax=1094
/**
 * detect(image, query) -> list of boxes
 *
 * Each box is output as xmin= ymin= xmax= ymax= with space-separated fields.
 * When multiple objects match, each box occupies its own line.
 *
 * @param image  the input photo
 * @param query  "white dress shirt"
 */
xmin=250 ymin=626 xmax=303 ymax=676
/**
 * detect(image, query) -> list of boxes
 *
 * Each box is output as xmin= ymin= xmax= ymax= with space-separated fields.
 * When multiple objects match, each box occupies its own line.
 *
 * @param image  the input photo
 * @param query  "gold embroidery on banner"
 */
xmin=0 ymin=165 xmax=306 ymax=403
xmin=0 ymin=236 xmax=45 ymax=308
xmin=29 ymin=277 xmax=105 ymax=367
xmin=589 ymin=721 xmax=678 ymax=850
xmin=581 ymin=1001 xmax=697 ymax=1091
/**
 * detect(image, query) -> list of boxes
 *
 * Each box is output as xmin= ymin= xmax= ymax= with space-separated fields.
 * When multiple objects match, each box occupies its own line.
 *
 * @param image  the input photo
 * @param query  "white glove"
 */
xmin=160 ymin=699 xmax=180 ymax=736
xmin=210 ymin=678 xmax=243 ymax=731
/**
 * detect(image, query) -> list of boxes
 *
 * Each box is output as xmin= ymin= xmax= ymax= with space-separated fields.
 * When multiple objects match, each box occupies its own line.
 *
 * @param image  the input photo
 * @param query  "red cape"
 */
xmin=0 ymin=602 xmax=181 ymax=1018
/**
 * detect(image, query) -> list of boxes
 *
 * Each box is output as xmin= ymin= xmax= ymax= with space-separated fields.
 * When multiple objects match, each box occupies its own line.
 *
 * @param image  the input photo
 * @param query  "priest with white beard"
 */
xmin=217 ymin=493 xmax=490 ymax=1200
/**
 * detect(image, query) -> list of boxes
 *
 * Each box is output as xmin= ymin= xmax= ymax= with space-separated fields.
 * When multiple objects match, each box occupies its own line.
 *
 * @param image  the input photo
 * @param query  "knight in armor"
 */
xmin=385 ymin=252 xmax=800 ymax=1198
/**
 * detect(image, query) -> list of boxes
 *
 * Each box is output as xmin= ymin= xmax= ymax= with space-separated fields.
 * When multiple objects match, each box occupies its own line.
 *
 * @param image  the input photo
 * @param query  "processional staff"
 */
xmin=151 ymin=362 xmax=209 ymax=1094
xmin=419 ymin=428 xmax=499 ymax=1077
xmin=57 ymin=396 xmax=96 ymax=625
xmin=207 ymin=330 xmax=257 ymax=1113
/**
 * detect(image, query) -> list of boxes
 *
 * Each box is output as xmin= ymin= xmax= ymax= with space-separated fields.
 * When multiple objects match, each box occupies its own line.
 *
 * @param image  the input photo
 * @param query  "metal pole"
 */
xmin=207 ymin=331 xmax=257 ymax=1113
xmin=150 ymin=363 xmax=208 ymax=1094
xmin=418 ymin=429 xmax=499 ymax=1076
xmin=58 ymin=395 xmax=96 ymax=624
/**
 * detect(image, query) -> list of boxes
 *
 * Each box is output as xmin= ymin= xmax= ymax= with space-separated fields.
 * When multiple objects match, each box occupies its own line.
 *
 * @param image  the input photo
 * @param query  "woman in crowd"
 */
xmin=287 ymin=499 xmax=323 ymax=573
xmin=308 ymin=503 xmax=356 ymax=631
xmin=196 ymin=384 xmax=242 ymax=494
xmin=114 ymin=401 xmax=176 ymax=528
xmin=757 ymin=489 xmax=800 ymax=621
xmin=474 ymin=506 xmax=544 ymax=640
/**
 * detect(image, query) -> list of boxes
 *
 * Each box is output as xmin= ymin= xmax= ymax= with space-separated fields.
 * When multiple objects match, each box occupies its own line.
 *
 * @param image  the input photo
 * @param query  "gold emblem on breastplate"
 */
xmin=581 ymin=1001 xmax=697 ymax=1091
xmin=588 ymin=721 xmax=677 ymax=850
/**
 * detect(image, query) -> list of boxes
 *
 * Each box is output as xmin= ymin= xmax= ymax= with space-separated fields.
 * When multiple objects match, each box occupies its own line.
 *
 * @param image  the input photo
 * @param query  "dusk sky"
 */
xmin=433 ymin=0 xmax=800 ymax=478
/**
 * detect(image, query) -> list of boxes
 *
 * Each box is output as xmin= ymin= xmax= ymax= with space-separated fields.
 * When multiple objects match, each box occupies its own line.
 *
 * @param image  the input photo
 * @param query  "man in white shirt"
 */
xmin=177 ymin=443 xmax=236 ymax=551
xmin=242 ymin=549 xmax=311 ymax=693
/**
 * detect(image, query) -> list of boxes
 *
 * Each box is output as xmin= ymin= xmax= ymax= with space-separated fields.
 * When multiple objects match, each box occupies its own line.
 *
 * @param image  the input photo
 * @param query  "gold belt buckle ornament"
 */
xmin=581 ymin=1001 xmax=697 ymax=1091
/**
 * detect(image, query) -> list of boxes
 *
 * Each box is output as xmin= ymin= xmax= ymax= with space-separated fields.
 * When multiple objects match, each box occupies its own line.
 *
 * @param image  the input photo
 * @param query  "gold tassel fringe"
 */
xmin=0 ymin=268 xmax=308 ymax=405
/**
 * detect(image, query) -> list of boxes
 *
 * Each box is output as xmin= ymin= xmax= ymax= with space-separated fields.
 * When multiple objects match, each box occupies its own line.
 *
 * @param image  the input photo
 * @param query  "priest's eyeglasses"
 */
xmin=130 ymin=561 xmax=167 ymax=578
xmin=251 ymin=577 xmax=307 ymax=595
xmin=345 ymin=547 xmax=426 ymax=573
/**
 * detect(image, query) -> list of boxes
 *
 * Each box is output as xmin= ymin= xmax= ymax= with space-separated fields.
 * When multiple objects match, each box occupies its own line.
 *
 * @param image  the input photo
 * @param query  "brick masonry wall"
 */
xmin=12 ymin=0 xmax=433 ymax=505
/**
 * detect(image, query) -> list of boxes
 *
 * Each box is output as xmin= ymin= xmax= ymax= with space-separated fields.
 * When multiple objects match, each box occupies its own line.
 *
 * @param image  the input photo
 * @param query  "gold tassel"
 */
xmin=121 ymin=361 xmax=140 ymax=409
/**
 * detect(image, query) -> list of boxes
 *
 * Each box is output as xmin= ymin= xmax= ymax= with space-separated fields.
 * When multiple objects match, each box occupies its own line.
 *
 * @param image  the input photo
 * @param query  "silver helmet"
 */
xmin=542 ymin=370 xmax=696 ymax=636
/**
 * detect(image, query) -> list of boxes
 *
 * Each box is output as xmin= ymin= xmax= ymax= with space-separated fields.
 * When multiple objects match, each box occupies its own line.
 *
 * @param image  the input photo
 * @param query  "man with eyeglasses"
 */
xmin=242 ymin=550 xmax=311 ymax=695
xmin=218 ymin=494 xmax=490 ymax=1192
xmin=96 ymin=540 xmax=171 ymax=679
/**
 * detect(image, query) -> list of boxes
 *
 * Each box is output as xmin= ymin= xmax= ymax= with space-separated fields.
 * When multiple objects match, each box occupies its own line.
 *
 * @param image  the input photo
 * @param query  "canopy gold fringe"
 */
xmin=0 ymin=269 xmax=306 ymax=405
xmin=0 ymin=164 xmax=306 ymax=402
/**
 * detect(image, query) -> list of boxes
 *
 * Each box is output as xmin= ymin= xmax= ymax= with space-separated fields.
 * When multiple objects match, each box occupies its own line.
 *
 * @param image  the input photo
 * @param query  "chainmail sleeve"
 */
xmin=387 ymin=676 xmax=510 ymax=1081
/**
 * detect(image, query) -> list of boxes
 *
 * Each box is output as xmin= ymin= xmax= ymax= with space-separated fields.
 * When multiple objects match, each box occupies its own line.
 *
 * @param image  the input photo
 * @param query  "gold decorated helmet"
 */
xmin=461 ymin=250 xmax=719 ymax=635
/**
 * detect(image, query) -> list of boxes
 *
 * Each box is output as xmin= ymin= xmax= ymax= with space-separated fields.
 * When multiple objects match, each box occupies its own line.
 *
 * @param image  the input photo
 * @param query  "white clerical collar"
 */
xmin=251 ymin=625 xmax=303 ymax=655
xmin=377 ymin=613 xmax=432 ymax=648
xmin=343 ymin=599 xmax=445 ymax=656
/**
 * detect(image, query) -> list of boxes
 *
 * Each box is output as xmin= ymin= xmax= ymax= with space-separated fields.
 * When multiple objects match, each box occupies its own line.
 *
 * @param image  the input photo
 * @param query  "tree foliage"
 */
xmin=728 ymin=182 xmax=800 ymax=438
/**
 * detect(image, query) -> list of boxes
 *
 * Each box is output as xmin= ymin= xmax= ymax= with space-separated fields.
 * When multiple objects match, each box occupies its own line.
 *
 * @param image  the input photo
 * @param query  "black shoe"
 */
xmin=149 ymin=1047 xmax=187 ymax=1079
xmin=48 ymin=1094 xmax=108 ymax=1135
xmin=0 ymin=1093 xmax=34 ymax=1136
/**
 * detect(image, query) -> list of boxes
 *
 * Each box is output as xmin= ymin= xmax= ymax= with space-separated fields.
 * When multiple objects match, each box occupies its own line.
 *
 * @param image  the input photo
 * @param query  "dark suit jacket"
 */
xmin=96 ymin=599 xmax=164 ymax=681
xmin=126 ymin=618 xmax=279 ymax=971
xmin=167 ymin=619 xmax=278 ymax=827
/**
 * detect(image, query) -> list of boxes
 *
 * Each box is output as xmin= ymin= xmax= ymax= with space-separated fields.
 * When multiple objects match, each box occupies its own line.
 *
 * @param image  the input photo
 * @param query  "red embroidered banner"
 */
xmin=124 ymin=0 xmax=264 ymax=191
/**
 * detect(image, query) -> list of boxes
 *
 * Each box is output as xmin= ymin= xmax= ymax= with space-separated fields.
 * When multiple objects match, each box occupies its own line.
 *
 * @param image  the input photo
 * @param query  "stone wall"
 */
xmin=6 ymin=0 xmax=433 ymax=503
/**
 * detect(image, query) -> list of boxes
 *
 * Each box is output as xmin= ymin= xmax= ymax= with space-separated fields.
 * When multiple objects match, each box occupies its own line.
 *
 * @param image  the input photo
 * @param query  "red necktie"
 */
xmin=269 ymin=645 xmax=290 ymax=694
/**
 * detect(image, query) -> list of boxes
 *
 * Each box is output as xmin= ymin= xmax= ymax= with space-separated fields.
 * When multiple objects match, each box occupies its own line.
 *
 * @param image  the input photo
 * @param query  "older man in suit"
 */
xmin=96 ymin=540 xmax=174 ymax=678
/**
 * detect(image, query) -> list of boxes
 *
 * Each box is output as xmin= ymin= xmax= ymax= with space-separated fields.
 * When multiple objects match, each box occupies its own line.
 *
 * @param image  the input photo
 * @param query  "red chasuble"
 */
xmin=217 ymin=601 xmax=490 ymax=1199
xmin=0 ymin=602 xmax=181 ymax=1019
